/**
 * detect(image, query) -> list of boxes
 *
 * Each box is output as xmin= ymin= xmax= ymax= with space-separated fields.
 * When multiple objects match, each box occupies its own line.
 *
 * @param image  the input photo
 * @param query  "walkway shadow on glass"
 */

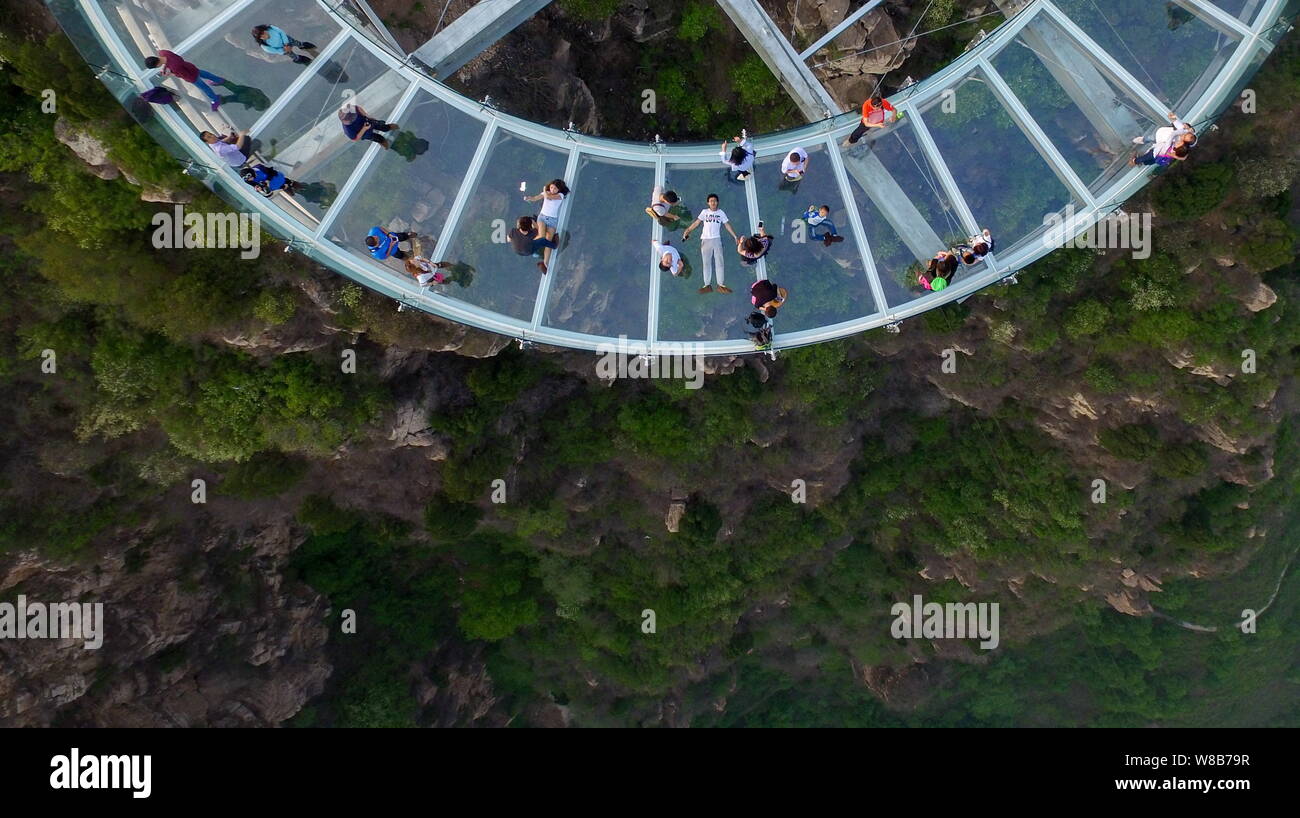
xmin=316 ymin=60 xmax=350 ymax=85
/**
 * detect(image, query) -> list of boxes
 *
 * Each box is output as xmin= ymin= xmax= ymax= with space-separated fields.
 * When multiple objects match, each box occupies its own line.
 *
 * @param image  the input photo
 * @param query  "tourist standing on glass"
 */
xmin=365 ymin=225 xmax=419 ymax=261
xmin=681 ymin=193 xmax=740 ymax=294
xmin=844 ymin=94 xmax=899 ymax=146
xmin=340 ymin=104 xmax=400 ymax=150
xmin=144 ymin=50 xmax=228 ymax=112
xmin=200 ymin=130 xmax=251 ymax=167
xmin=252 ymin=25 xmax=317 ymax=65
xmin=721 ymin=134 xmax=756 ymax=183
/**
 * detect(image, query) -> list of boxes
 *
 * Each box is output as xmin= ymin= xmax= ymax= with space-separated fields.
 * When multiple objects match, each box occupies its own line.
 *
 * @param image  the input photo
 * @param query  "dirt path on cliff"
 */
xmin=1152 ymin=544 xmax=1299 ymax=633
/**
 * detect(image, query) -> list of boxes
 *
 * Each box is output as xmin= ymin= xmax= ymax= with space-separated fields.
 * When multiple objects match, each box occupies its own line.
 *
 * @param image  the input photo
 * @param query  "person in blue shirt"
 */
xmin=339 ymin=104 xmax=400 ymax=150
xmin=251 ymin=25 xmax=316 ymax=65
xmin=240 ymin=164 xmax=299 ymax=198
xmin=802 ymin=204 xmax=845 ymax=247
xmin=365 ymin=226 xmax=419 ymax=261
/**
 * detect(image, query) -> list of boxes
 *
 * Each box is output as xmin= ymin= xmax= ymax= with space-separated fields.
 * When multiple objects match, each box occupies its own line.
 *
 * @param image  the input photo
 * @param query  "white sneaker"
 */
xmin=1131 ymin=136 xmax=1146 ymax=145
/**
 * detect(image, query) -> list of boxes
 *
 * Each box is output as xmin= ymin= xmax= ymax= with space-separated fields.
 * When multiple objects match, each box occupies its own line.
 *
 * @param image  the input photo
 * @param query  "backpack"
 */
xmin=751 ymin=279 xmax=778 ymax=306
xmin=139 ymin=87 xmax=177 ymax=105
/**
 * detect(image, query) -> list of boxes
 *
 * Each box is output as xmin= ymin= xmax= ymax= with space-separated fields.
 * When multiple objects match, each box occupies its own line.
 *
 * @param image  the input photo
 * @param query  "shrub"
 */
xmin=1098 ymin=423 xmax=1162 ymax=461
xmin=1084 ymin=360 xmax=1122 ymax=393
xmin=1235 ymin=157 xmax=1300 ymax=199
xmin=1238 ymin=216 xmax=1297 ymax=272
xmin=423 ymin=492 xmax=483 ymax=542
xmin=678 ymin=1 xmax=722 ymax=41
xmin=729 ymin=55 xmax=779 ymax=107
xmin=217 ymin=450 xmax=309 ymax=498
xmin=297 ymin=495 xmax=363 ymax=536
xmin=559 ymin=0 xmax=622 ymax=21
xmin=1128 ymin=309 xmax=1196 ymax=348
xmin=922 ymin=302 xmax=971 ymax=334
xmin=253 ymin=288 xmax=298 ymax=325
xmin=1064 ymin=300 xmax=1111 ymax=338
xmin=1151 ymin=161 xmax=1235 ymax=222
xmin=1153 ymin=441 xmax=1210 ymax=479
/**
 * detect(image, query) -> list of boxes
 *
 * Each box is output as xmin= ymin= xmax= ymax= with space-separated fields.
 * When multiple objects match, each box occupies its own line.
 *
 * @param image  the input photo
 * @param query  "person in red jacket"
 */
xmin=844 ymin=94 xmax=899 ymax=146
xmin=144 ymin=50 xmax=227 ymax=111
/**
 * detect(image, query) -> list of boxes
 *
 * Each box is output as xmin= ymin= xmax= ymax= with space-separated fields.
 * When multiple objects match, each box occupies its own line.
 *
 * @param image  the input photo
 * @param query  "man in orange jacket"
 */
xmin=844 ymin=94 xmax=899 ymax=146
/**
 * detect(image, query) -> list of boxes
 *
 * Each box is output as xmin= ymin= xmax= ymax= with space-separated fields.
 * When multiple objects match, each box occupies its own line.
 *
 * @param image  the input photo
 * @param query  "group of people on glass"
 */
xmin=143 ymin=24 xmax=340 ymax=202
xmin=146 ymin=29 xmax=1200 ymax=350
xmin=144 ymin=26 xmax=445 ymax=283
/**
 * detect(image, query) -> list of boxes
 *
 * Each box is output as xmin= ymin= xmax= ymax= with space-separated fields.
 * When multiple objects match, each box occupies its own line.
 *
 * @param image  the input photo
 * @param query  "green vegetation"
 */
xmin=217 ymin=451 xmax=310 ymax=499
xmin=4 ymin=8 xmax=1300 ymax=731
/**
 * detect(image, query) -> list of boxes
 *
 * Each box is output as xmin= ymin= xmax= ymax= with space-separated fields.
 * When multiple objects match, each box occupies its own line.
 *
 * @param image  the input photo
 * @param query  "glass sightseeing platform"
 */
xmin=46 ymin=0 xmax=1298 ymax=354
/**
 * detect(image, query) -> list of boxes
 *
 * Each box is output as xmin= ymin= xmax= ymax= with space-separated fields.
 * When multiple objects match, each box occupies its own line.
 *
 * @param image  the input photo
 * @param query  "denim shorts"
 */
xmin=538 ymin=214 xmax=559 ymax=229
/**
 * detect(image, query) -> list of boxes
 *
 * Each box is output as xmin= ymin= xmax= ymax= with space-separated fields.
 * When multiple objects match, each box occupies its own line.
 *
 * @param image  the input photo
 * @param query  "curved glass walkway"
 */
xmin=48 ymin=0 xmax=1298 ymax=353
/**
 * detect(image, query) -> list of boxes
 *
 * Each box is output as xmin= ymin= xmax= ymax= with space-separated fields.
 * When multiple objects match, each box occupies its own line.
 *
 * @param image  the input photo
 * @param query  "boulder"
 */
xmin=665 ymin=500 xmax=686 ymax=533
xmin=1105 ymin=588 xmax=1151 ymax=617
xmin=1242 ymin=282 xmax=1277 ymax=312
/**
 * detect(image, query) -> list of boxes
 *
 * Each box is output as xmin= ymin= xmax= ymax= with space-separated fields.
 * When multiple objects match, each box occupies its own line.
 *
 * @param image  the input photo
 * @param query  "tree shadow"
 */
xmin=390 ymin=130 xmax=429 ymax=163
xmin=441 ymin=261 xmax=476 ymax=288
xmin=297 ymin=181 xmax=339 ymax=209
xmin=219 ymin=82 xmax=271 ymax=113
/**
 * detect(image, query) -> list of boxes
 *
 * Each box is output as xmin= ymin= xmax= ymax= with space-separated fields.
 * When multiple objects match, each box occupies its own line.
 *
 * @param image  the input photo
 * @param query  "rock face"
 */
xmin=665 ymin=500 xmax=687 ymax=533
xmin=0 ymin=518 xmax=329 ymax=727
xmin=1105 ymin=588 xmax=1153 ymax=617
xmin=1242 ymin=282 xmax=1278 ymax=312
xmin=53 ymin=118 xmax=120 ymax=179
xmin=388 ymin=367 xmax=452 ymax=459
xmin=795 ymin=2 xmax=914 ymax=111
xmin=1164 ymin=349 xmax=1236 ymax=386
xmin=53 ymin=117 xmax=193 ymax=203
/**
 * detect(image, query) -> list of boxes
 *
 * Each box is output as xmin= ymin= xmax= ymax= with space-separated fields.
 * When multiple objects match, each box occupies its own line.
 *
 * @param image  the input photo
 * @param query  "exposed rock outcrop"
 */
xmin=796 ymin=2 xmax=913 ymax=111
xmin=0 ymin=518 xmax=329 ymax=727
xmin=53 ymin=116 xmax=193 ymax=203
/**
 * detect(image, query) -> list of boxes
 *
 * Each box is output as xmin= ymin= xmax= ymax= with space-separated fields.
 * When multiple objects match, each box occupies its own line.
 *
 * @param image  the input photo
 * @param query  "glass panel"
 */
xmin=327 ymin=93 xmax=487 ymax=305
xmin=657 ymin=164 xmax=754 ymax=342
xmin=542 ymin=156 xmax=653 ymax=339
xmin=840 ymin=121 xmax=969 ymax=309
xmin=50 ymin=0 xmax=119 ymax=75
xmin=255 ymin=40 xmax=408 ymax=222
xmin=101 ymin=0 xmax=243 ymax=61
xmin=1206 ymin=0 xmax=1262 ymax=23
xmin=184 ymin=0 xmax=343 ymax=132
xmin=1052 ymin=0 xmax=1240 ymax=111
xmin=440 ymin=132 xmax=569 ymax=322
xmin=915 ymin=69 xmax=1078 ymax=248
xmin=330 ymin=0 xmax=405 ymax=59
xmin=752 ymin=146 xmax=879 ymax=333
xmin=991 ymin=16 xmax=1163 ymax=193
